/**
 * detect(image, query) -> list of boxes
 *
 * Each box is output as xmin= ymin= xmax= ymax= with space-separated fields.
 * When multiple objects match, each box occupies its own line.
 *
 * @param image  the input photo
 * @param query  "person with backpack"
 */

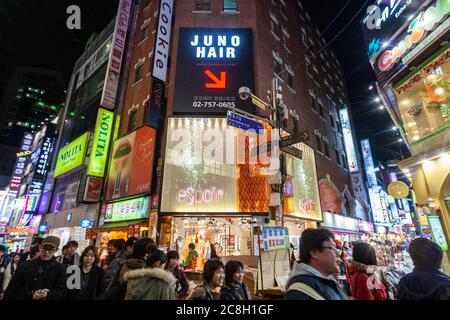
xmin=347 ymin=242 xmax=387 ymax=300
xmin=284 ymin=228 xmax=347 ymax=300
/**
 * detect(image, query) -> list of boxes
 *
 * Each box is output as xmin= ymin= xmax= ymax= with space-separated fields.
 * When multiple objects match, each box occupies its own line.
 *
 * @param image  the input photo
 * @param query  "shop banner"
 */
xmin=104 ymin=196 xmax=149 ymax=223
xmin=105 ymin=126 xmax=156 ymax=200
xmin=83 ymin=176 xmax=103 ymax=202
xmin=148 ymin=210 xmax=158 ymax=239
xmin=100 ymin=0 xmax=132 ymax=109
xmin=262 ymin=227 xmax=289 ymax=251
xmin=85 ymin=228 xmax=97 ymax=240
xmin=54 ymin=132 xmax=89 ymax=177
xmin=284 ymin=143 xmax=323 ymax=221
xmin=361 ymin=139 xmax=378 ymax=188
xmin=322 ymin=212 xmax=359 ymax=232
xmin=339 ymin=107 xmax=359 ymax=172
xmin=8 ymin=133 xmax=33 ymax=195
xmin=152 ymin=0 xmax=173 ymax=83
xmin=428 ymin=216 xmax=449 ymax=251
xmin=358 ymin=220 xmax=375 ymax=233
xmin=127 ymin=224 xmax=141 ymax=238
xmin=87 ymin=108 xmax=114 ymax=177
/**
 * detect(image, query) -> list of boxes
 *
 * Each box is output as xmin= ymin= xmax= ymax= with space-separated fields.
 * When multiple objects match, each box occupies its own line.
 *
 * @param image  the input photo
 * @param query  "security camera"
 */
xmin=238 ymin=87 xmax=252 ymax=100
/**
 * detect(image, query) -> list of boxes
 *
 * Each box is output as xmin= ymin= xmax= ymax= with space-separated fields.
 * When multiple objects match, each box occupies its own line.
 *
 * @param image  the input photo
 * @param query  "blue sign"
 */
xmin=80 ymin=217 xmax=92 ymax=228
xmin=227 ymin=111 xmax=264 ymax=134
xmin=38 ymin=223 xmax=49 ymax=233
xmin=67 ymin=212 xmax=72 ymax=222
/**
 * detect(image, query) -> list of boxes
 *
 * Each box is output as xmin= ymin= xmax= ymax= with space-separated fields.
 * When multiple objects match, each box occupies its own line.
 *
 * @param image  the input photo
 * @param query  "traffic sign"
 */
xmin=227 ymin=111 xmax=264 ymax=134
xmin=280 ymin=130 xmax=310 ymax=148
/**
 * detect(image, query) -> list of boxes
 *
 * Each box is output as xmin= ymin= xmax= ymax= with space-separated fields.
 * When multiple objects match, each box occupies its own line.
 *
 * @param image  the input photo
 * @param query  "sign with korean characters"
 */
xmin=262 ymin=227 xmax=290 ymax=251
xmin=428 ymin=216 xmax=448 ymax=251
xmin=104 ymin=196 xmax=149 ymax=223
xmin=87 ymin=108 xmax=114 ymax=177
xmin=54 ymin=132 xmax=89 ymax=177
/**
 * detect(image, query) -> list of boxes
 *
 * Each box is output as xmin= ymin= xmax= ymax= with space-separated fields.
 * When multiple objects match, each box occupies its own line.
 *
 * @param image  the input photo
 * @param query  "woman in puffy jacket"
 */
xmin=347 ymin=242 xmax=387 ymax=300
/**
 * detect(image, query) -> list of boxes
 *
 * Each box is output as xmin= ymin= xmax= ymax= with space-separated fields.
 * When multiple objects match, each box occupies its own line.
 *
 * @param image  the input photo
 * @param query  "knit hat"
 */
xmin=408 ymin=237 xmax=443 ymax=270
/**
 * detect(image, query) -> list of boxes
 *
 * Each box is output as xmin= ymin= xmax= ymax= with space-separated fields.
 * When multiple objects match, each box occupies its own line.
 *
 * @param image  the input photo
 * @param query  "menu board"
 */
xmin=262 ymin=227 xmax=289 ymax=251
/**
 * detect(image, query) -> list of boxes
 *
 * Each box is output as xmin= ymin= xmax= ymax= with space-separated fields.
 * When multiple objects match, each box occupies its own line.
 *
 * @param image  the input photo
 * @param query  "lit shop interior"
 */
xmin=159 ymin=215 xmax=255 ymax=270
xmin=394 ymin=45 xmax=450 ymax=152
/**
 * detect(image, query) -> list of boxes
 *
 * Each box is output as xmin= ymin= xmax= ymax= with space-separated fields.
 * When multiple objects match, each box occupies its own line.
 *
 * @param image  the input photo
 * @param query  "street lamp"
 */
xmin=379 ymin=105 xmax=385 ymax=110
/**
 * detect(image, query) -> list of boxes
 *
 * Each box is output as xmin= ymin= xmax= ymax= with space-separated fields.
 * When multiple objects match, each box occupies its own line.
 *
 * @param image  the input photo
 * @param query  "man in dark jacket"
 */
xmin=284 ymin=228 xmax=347 ymax=300
xmin=166 ymin=250 xmax=189 ymax=299
xmin=398 ymin=237 xmax=450 ymax=300
xmin=0 ymin=245 xmax=11 ymax=290
xmin=3 ymin=236 xmax=68 ymax=300
xmin=104 ymin=239 xmax=127 ymax=288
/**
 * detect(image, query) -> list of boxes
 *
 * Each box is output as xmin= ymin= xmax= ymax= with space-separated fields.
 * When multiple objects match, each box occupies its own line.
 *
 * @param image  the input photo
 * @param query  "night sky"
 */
xmin=0 ymin=0 xmax=407 ymax=163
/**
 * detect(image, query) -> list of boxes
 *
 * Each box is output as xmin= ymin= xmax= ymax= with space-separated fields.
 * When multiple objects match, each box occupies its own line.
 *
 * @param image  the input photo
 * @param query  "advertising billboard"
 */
xmin=173 ymin=28 xmax=255 ymax=114
xmin=339 ymin=107 xmax=359 ymax=172
xmin=152 ymin=0 xmax=174 ymax=83
xmin=161 ymin=117 xmax=270 ymax=213
xmin=284 ymin=143 xmax=323 ymax=221
xmin=87 ymin=108 xmax=114 ymax=177
xmin=428 ymin=216 xmax=448 ymax=251
xmin=100 ymin=0 xmax=132 ymax=109
xmin=262 ymin=227 xmax=290 ymax=251
xmin=8 ymin=133 xmax=33 ymax=196
xmin=54 ymin=132 xmax=89 ymax=177
xmin=104 ymin=196 xmax=149 ymax=223
xmin=361 ymin=0 xmax=430 ymax=60
xmin=105 ymin=126 xmax=156 ymax=200
xmin=319 ymin=182 xmax=342 ymax=214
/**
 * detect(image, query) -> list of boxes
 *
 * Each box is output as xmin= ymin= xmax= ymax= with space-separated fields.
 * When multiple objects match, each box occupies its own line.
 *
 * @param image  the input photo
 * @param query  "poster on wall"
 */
xmin=173 ymin=28 xmax=255 ymax=114
xmin=160 ymin=117 xmax=269 ymax=213
xmin=105 ymin=126 xmax=156 ymax=200
xmin=319 ymin=182 xmax=342 ymax=214
xmin=284 ymin=143 xmax=323 ymax=221
xmin=262 ymin=227 xmax=289 ymax=251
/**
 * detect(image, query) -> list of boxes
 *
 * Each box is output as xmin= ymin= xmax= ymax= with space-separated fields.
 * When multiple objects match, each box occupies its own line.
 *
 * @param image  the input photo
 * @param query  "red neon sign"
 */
xmin=204 ymin=69 xmax=227 ymax=89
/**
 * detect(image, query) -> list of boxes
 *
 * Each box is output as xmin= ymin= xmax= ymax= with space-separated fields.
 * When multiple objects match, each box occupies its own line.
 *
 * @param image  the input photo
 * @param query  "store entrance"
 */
xmin=159 ymin=216 xmax=254 ymax=271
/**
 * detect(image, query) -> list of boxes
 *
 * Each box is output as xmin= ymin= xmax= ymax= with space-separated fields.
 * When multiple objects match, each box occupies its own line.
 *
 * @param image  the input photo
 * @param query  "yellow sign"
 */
xmin=16 ymin=150 xmax=32 ymax=157
xmin=54 ymin=132 xmax=89 ymax=177
xmin=251 ymin=95 xmax=269 ymax=110
xmin=387 ymin=181 xmax=409 ymax=199
xmin=87 ymin=108 xmax=114 ymax=177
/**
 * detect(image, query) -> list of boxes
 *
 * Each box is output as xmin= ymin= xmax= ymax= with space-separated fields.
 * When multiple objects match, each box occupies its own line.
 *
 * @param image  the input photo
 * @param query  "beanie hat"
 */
xmin=409 ymin=237 xmax=443 ymax=270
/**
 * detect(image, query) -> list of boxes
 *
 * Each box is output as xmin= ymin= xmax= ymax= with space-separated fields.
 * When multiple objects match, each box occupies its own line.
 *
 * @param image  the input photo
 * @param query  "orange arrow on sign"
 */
xmin=204 ymin=69 xmax=227 ymax=89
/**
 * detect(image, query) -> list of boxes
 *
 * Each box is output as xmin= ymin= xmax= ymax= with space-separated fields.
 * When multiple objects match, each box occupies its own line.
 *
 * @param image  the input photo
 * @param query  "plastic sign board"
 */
xmin=262 ymin=227 xmax=290 ymax=251
xmin=152 ymin=0 xmax=174 ymax=83
xmin=80 ymin=217 xmax=93 ymax=228
xmin=54 ymin=132 xmax=89 ymax=177
xmin=428 ymin=216 xmax=449 ymax=251
xmin=173 ymin=28 xmax=255 ymax=114
xmin=387 ymin=181 xmax=409 ymax=199
xmin=88 ymin=108 xmax=114 ymax=177
xmin=104 ymin=196 xmax=149 ymax=223
xmin=361 ymin=139 xmax=378 ymax=188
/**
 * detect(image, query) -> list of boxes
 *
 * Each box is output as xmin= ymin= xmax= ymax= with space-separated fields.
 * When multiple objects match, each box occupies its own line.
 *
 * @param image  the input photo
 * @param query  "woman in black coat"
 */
xmin=221 ymin=260 xmax=252 ymax=300
xmin=68 ymin=246 xmax=105 ymax=300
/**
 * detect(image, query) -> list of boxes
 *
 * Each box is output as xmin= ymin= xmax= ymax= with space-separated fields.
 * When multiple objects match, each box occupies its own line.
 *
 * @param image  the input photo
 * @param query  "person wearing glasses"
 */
xmin=284 ymin=228 xmax=347 ymax=300
xmin=3 ymin=236 xmax=68 ymax=300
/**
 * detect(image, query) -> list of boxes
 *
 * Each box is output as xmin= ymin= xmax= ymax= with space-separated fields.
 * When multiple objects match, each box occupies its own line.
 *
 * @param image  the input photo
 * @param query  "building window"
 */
xmin=288 ymin=73 xmax=294 ymax=88
xmin=315 ymin=134 xmax=322 ymax=153
xmin=301 ymin=30 xmax=307 ymax=46
xmin=141 ymin=25 xmax=150 ymax=42
xmin=223 ymin=0 xmax=237 ymax=12
xmin=274 ymin=59 xmax=282 ymax=75
xmin=335 ymin=149 xmax=341 ymax=166
xmin=306 ymin=62 xmax=313 ymax=78
xmin=195 ymin=0 xmax=211 ymax=11
xmin=318 ymin=102 xmax=324 ymax=117
xmin=128 ymin=109 xmax=137 ymax=133
xmin=324 ymin=139 xmax=330 ymax=158
xmin=134 ymin=64 xmax=143 ymax=83
xmin=143 ymin=0 xmax=152 ymax=7
xmin=310 ymin=93 xmax=317 ymax=112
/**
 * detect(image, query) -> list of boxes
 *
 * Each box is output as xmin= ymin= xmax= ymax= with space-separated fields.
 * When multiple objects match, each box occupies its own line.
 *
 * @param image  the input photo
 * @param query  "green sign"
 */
xmin=428 ymin=216 xmax=449 ymax=252
xmin=54 ymin=132 xmax=89 ymax=177
xmin=104 ymin=196 xmax=149 ymax=223
xmin=87 ymin=108 xmax=114 ymax=177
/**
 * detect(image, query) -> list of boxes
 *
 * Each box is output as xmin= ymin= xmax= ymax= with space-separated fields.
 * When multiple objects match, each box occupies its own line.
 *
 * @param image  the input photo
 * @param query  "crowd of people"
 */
xmin=0 ymin=236 xmax=250 ymax=300
xmin=285 ymin=228 xmax=450 ymax=300
xmin=0 ymin=228 xmax=449 ymax=300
